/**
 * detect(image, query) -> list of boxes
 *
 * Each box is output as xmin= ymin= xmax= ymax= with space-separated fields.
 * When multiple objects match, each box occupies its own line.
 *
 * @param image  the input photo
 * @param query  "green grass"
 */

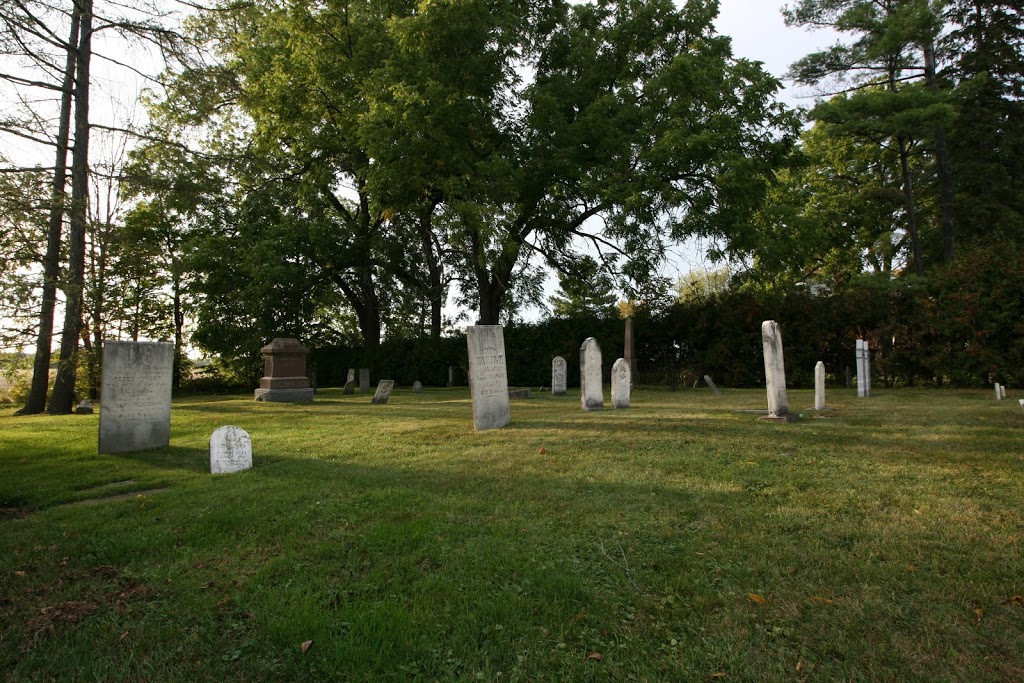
xmin=2 ymin=386 xmax=1024 ymax=681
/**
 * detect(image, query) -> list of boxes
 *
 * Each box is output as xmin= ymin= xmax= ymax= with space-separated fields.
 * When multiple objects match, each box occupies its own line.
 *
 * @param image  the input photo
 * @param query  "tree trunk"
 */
xmin=896 ymin=135 xmax=924 ymax=277
xmin=19 ymin=6 xmax=80 ymax=415
xmin=49 ymin=0 xmax=92 ymax=414
xmin=418 ymin=207 xmax=444 ymax=339
xmin=924 ymin=41 xmax=956 ymax=263
xmin=172 ymin=260 xmax=184 ymax=389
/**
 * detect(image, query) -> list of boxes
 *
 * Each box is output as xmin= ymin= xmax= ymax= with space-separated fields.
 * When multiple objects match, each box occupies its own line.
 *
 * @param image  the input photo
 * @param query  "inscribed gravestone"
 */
xmin=760 ymin=320 xmax=794 ymax=422
xmin=580 ymin=337 xmax=604 ymax=411
xmin=210 ymin=426 xmax=252 ymax=474
xmin=612 ymin=358 xmax=630 ymax=409
xmin=254 ymin=338 xmax=313 ymax=403
xmin=99 ymin=341 xmax=174 ymax=454
xmin=551 ymin=356 xmax=567 ymax=396
xmin=856 ymin=339 xmax=871 ymax=398
xmin=344 ymin=368 xmax=356 ymax=395
xmin=371 ymin=380 xmax=395 ymax=404
xmin=814 ymin=361 xmax=826 ymax=411
xmin=359 ymin=368 xmax=370 ymax=394
xmin=467 ymin=325 xmax=511 ymax=430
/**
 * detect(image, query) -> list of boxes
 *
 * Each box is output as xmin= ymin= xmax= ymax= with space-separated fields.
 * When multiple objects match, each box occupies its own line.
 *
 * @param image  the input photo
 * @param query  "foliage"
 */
xmin=548 ymin=255 xmax=619 ymax=318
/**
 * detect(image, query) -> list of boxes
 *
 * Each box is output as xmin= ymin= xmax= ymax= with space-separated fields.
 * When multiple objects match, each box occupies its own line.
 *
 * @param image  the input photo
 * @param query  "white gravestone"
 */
xmin=611 ymin=358 xmax=631 ymax=409
xmin=760 ymin=321 xmax=794 ymax=422
xmin=413 ymin=381 xmax=422 ymax=394
xmin=1002 ymin=385 xmax=1008 ymax=399
xmin=99 ymin=341 xmax=174 ymax=454
xmin=995 ymin=382 xmax=1002 ymax=400
xmin=856 ymin=339 xmax=871 ymax=397
xmin=704 ymin=375 xmax=721 ymax=396
xmin=371 ymin=380 xmax=395 ymax=404
xmin=580 ymin=337 xmax=604 ymax=411
xmin=814 ymin=361 xmax=826 ymax=411
xmin=467 ymin=326 xmax=512 ymax=430
xmin=551 ymin=356 xmax=567 ymax=396
xmin=343 ymin=368 xmax=356 ymax=395
xmin=210 ymin=426 xmax=252 ymax=474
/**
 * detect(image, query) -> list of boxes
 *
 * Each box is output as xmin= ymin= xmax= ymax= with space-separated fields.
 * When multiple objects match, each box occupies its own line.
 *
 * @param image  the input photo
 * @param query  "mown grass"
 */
xmin=1 ymin=386 xmax=1023 ymax=681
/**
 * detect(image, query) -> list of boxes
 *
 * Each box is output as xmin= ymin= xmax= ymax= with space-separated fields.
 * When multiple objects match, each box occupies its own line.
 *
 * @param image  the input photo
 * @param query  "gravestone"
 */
xmin=580 ymin=337 xmax=604 ymax=411
xmin=551 ymin=356 xmax=567 ymax=396
xmin=856 ymin=339 xmax=871 ymax=398
xmin=210 ymin=426 xmax=252 ymax=474
xmin=1002 ymin=385 xmax=1008 ymax=399
xmin=371 ymin=380 xmax=395 ymax=405
xmin=99 ymin=341 xmax=174 ymax=454
xmin=75 ymin=399 xmax=94 ymax=415
xmin=343 ymin=368 xmax=356 ymax=395
xmin=995 ymin=382 xmax=1003 ymax=400
xmin=759 ymin=320 xmax=795 ymax=422
xmin=359 ymin=368 xmax=370 ymax=394
xmin=1019 ymin=398 xmax=1024 ymax=414
xmin=413 ymin=381 xmax=422 ymax=394
xmin=508 ymin=388 xmax=532 ymax=399
xmin=467 ymin=325 xmax=511 ymax=430
xmin=612 ymin=358 xmax=631 ymax=409
xmin=254 ymin=338 xmax=313 ymax=403
xmin=448 ymin=366 xmax=466 ymax=387
xmin=703 ymin=375 xmax=721 ymax=396
xmin=814 ymin=361 xmax=826 ymax=411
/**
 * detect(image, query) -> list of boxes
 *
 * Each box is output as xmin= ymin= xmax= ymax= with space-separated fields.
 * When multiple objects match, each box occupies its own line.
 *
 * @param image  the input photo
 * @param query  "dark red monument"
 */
xmin=254 ymin=338 xmax=314 ymax=403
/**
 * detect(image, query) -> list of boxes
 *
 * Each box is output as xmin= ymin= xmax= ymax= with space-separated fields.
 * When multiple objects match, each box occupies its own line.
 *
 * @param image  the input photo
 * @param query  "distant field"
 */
xmin=2 ymin=387 xmax=1023 ymax=681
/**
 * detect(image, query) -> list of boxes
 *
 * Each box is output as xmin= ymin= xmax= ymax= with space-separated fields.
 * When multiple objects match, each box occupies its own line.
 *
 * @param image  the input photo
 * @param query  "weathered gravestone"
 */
xmin=703 ymin=375 xmax=721 ymax=396
xmin=856 ymin=339 xmax=871 ymax=398
xmin=76 ymin=399 xmax=94 ymax=415
xmin=612 ymin=358 xmax=631 ymax=409
xmin=99 ymin=341 xmax=174 ymax=454
xmin=254 ymin=338 xmax=313 ymax=403
xmin=508 ymin=388 xmax=532 ymax=399
xmin=413 ymin=381 xmax=423 ymax=394
xmin=580 ymin=337 xmax=604 ymax=411
xmin=210 ymin=426 xmax=252 ymax=474
xmin=1002 ymin=385 xmax=1008 ymax=399
xmin=343 ymin=368 xmax=356 ymax=395
xmin=759 ymin=321 xmax=795 ymax=422
xmin=467 ymin=325 xmax=511 ymax=430
xmin=995 ymin=382 xmax=1003 ymax=400
xmin=551 ymin=356 xmax=567 ymax=396
xmin=371 ymin=380 xmax=395 ymax=405
xmin=814 ymin=361 xmax=827 ymax=411
xmin=359 ymin=368 xmax=371 ymax=394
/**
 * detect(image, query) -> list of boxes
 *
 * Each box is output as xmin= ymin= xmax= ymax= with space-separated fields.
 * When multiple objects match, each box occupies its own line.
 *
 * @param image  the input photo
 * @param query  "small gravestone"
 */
xmin=210 ymin=426 xmax=252 ymax=474
xmin=612 ymin=358 xmax=631 ymax=409
xmin=413 ymin=381 xmax=422 ymax=394
xmin=1019 ymin=398 xmax=1024 ymax=414
xmin=508 ymin=388 xmax=532 ymax=399
xmin=856 ymin=339 xmax=871 ymax=398
xmin=467 ymin=325 xmax=511 ymax=430
xmin=580 ymin=337 xmax=604 ymax=411
xmin=1002 ymin=385 xmax=1008 ymax=399
xmin=760 ymin=320 xmax=795 ymax=422
xmin=703 ymin=375 xmax=721 ymax=396
xmin=254 ymin=338 xmax=313 ymax=403
xmin=814 ymin=361 xmax=826 ymax=411
xmin=995 ymin=382 xmax=1003 ymax=400
xmin=343 ymin=368 xmax=356 ymax=395
xmin=371 ymin=380 xmax=395 ymax=404
xmin=99 ymin=341 xmax=174 ymax=454
xmin=75 ymin=399 xmax=94 ymax=415
xmin=359 ymin=368 xmax=370 ymax=394
xmin=551 ymin=356 xmax=567 ymax=396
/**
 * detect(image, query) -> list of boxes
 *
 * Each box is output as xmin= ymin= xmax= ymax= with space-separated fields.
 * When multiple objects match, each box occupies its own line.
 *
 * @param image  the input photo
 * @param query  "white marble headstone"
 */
xmin=551 ymin=356 xmax=567 ymax=396
xmin=371 ymin=380 xmax=395 ymax=404
xmin=413 ymin=380 xmax=422 ymax=394
xmin=761 ymin=321 xmax=790 ymax=419
xmin=580 ymin=337 xmax=604 ymax=411
xmin=856 ymin=339 xmax=871 ymax=398
xmin=99 ymin=341 xmax=174 ymax=454
xmin=814 ymin=361 xmax=826 ymax=411
xmin=995 ymin=382 xmax=1003 ymax=400
xmin=210 ymin=426 xmax=252 ymax=474
xmin=611 ymin=358 xmax=630 ymax=409
xmin=467 ymin=325 xmax=511 ymax=430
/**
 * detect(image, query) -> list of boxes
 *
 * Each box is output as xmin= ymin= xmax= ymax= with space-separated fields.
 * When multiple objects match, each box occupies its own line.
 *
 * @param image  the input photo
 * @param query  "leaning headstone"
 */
xmin=359 ymin=368 xmax=370 ymax=394
xmin=466 ymin=325 xmax=511 ymax=430
xmin=343 ymin=368 xmax=356 ymax=395
xmin=759 ymin=321 xmax=795 ymax=422
xmin=371 ymin=380 xmax=395 ymax=405
xmin=551 ymin=356 xmax=567 ymax=396
xmin=703 ymin=375 xmax=721 ymax=397
xmin=995 ymin=382 xmax=1003 ymax=400
xmin=254 ymin=338 xmax=314 ymax=403
xmin=99 ymin=341 xmax=174 ymax=454
xmin=814 ymin=361 xmax=826 ymax=411
xmin=210 ymin=426 xmax=252 ymax=474
xmin=412 ymin=381 xmax=422 ymax=394
xmin=580 ymin=337 xmax=604 ymax=411
xmin=612 ymin=358 xmax=631 ymax=409
xmin=75 ymin=399 xmax=94 ymax=415
xmin=856 ymin=339 xmax=871 ymax=398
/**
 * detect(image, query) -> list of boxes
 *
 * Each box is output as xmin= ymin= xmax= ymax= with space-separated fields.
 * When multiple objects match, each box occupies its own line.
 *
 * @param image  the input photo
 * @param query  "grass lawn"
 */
xmin=2 ymin=386 xmax=1024 ymax=681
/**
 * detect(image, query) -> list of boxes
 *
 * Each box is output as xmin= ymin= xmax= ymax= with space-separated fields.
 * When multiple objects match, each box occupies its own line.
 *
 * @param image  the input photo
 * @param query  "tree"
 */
xmin=549 ymin=255 xmax=619 ymax=318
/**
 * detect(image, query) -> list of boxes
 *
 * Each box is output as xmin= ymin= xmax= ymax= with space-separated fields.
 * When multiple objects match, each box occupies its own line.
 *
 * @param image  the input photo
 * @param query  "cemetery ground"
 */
xmin=2 ymin=388 xmax=1023 ymax=681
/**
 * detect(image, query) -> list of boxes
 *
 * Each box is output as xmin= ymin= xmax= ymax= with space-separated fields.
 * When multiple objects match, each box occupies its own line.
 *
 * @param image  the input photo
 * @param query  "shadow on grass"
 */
xmin=110 ymin=445 xmax=210 ymax=474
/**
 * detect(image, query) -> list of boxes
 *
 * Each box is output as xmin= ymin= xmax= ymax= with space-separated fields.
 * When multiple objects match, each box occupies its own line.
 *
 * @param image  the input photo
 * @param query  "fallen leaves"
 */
xmin=747 ymin=593 xmax=767 ymax=606
xmin=300 ymin=640 xmax=314 ymax=653
xmin=585 ymin=652 xmax=602 ymax=662
xmin=1006 ymin=595 xmax=1024 ymax=607
xmin=811 ymin=597 xmax=833 ymax=605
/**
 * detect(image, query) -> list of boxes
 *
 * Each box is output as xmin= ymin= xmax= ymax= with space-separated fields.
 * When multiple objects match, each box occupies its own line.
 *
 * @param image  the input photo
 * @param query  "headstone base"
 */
xmin=254 ymin=388 xmax=314 ymax=403
xmin=758 ymin=413 xmax=798 ymax=423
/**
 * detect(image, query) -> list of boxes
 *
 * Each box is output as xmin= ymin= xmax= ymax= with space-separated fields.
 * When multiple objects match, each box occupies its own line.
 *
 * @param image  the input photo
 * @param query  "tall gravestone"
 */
xmin=371 ymin=380 xmax=395 ymax=405
xmin=99 ymin=341 xmax=174 ymax=454
xmin=611 ymin=358 xmax=631 ymax=409
xmin=814 ymin=361 xmax=826 ymax=411
xmin=254 ymin=338 xmax=313 ymax=403
xmin=760 ymin=321 xmax=794 ymax=422
xmin=551 ymin=356 xmax=567 ymax=396
xmin=210 ymin=426 xmax=252 ymax=474
xmin=467 ymin=325 xmax=511 ymax=430
xmin=359 ymin=368 xmax=370 ymax=394
xmin=343 ymin=368 xmax=356 ymax=395
xmin=580 ymin=337 xmax=604 ymax=411
xmin=856 ymin=339 xmax=871 ymax=398
xmin=704 ymin=375 xmax=721 ymax=396
xmin=413 ymin=381 xmax=423 ymax=394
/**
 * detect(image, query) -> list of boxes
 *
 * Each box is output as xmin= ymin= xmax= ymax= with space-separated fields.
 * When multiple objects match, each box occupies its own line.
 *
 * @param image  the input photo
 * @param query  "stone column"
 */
xmin=580 ymin=337 xmax=604 ymax=411
xmin=254 ymin=338 xmax=314 ymax=403
xmin=814 ymin=361 xmax=826 ymax=411
xmin=760 ymin=321 xmax=794 ymax=422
